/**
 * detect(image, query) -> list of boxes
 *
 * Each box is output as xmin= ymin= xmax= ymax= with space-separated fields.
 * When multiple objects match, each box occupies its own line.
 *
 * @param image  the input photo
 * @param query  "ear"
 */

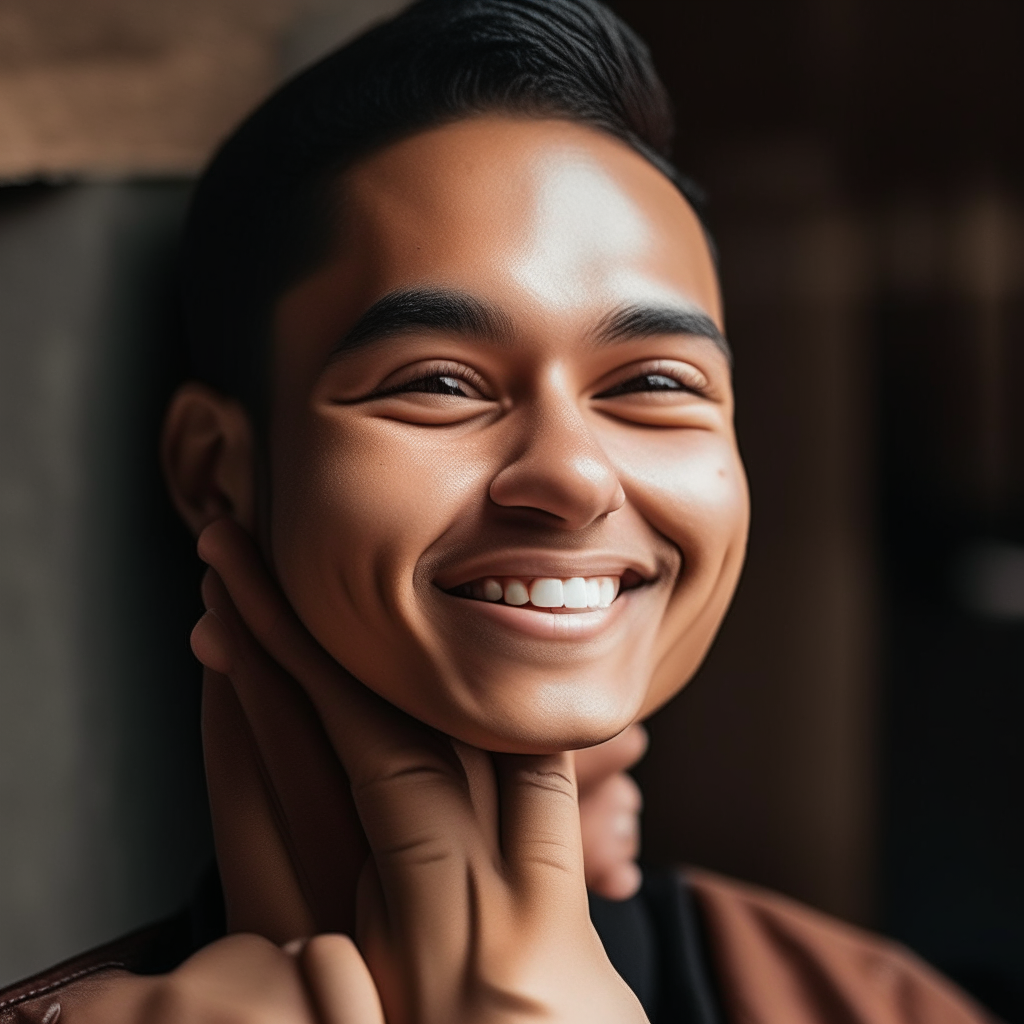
xmin=161 ymin=382 xmax=257 ymax=536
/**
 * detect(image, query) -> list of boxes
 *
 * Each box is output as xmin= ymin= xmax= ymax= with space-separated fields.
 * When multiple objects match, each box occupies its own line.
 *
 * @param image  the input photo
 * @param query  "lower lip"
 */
xmin=439 ymin=590 xmax=630 ymax=640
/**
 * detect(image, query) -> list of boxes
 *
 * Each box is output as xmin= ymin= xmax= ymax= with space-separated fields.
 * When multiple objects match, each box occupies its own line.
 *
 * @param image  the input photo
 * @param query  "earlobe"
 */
xmin=161 ymin=382 xmax=257 ymax=536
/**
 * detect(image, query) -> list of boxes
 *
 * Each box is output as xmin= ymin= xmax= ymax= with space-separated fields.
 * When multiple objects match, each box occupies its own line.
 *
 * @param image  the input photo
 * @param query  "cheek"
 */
xmin=612 ymin=429 xmax=749 ymax=562
xmin=609 ymin=431 xmax=750 ymax=713
xmin=269 ymin=414 xmax=486 ymax=639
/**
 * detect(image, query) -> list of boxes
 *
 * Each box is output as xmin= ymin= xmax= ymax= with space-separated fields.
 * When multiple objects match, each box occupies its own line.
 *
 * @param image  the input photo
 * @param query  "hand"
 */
xmin=577 ymin=725 xmax=647 ymax=901
xmin=67 ymin=933 xmax=385 ymax=1024
xmin=192 ymin=517 xmax=649 ymax=1024
xmin=199 ymin=598 xmax=647 ymax=939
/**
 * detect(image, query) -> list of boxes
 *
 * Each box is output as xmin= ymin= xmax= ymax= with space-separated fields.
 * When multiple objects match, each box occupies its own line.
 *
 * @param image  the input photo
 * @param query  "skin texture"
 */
xmin=141 ymin=115 xmax=750 ymax=1023
xmin=183 ymin=521 xmax=651 ymax=1024
xmin=266 ymin=117 xmax=748 ymax=753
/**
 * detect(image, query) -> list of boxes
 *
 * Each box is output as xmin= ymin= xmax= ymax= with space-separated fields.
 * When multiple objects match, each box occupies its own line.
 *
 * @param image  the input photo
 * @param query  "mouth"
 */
xmin=446 ymin=570 xmax=645 ymax=613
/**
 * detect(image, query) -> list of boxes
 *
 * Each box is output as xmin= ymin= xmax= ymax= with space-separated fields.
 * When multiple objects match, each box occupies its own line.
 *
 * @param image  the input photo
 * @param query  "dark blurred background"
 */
xmin=0 ymin=0 xmax=1020 ymax=1019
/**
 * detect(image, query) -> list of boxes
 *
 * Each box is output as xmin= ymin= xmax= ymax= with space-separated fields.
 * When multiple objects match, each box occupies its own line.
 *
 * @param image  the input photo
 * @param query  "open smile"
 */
xmin=450 ymin=574 xmax=617 ymax=611
xmin=445 ymin=570 xmax=647 ymax=614
xmin=431 ymin=552 xmax=659 ymax=640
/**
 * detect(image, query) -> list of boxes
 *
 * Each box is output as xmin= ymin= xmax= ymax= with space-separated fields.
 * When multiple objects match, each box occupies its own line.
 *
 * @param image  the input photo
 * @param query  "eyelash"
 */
xmin=594 ymin=373 xmax=693 ymax=397
xmin=594 ymin=362 xmax=710 ymax=398
xmin=375 ymin=362 xmax=709 ymax=400
xmin=376 ymin=362 xmax=489 ymax=399
xmin=395 ymin=374 xmax=470 ymax=396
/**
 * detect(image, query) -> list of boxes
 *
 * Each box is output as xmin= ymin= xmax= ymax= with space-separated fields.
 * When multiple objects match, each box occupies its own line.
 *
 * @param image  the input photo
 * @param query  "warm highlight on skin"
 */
xmin=269 ymin=117 xmax=749 ymax=753
xmin=149 ymin=115 xmax=751 ymax=1024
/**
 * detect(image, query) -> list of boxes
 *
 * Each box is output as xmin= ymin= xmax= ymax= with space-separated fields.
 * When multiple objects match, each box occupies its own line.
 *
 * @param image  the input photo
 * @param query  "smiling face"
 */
xmin=265 ymin=117 xmax=748 ymax=753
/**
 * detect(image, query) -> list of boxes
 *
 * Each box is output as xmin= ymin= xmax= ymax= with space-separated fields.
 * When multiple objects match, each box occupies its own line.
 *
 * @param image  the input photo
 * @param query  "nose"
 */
xmin=489 ymin=392 xmax=625 ymax=530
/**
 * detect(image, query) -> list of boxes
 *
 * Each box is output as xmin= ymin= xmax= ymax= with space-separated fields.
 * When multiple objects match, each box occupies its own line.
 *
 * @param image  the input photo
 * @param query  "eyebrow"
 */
xmin=330 ymin=288 xmax=515 ymax=358
xmin=593 ymin=303 xmax=732 ymax=363
xmin=330 ymin=287 xmax=731 ymax=363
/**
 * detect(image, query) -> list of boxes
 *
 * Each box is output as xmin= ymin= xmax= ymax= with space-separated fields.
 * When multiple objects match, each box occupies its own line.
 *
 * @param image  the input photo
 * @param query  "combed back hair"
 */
xmin=181 ymin=0 xmax=707 ymax=417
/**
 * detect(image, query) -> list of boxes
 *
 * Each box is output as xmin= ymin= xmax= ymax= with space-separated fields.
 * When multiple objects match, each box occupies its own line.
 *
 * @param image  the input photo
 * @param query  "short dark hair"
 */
xmin=181 ymin=0 xmax=706 ymax=418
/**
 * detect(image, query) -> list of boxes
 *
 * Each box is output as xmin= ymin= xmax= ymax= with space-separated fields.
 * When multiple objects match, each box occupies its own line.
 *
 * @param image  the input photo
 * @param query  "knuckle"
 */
xmin=351 ymin=759 xmax=461 ymax=807
xmin=513 ymin=765 xmax=577 ymax=801
xmin=380 ymin=836 xmax=462 ymax=869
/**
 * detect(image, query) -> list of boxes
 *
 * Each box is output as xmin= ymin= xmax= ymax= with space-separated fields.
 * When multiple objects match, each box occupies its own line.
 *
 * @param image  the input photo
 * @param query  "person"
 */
xmin=0 ymin=0 xmax=998 ymax=1021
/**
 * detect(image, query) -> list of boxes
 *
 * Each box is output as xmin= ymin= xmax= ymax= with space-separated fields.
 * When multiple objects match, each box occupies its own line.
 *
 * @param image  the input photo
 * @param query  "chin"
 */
xmin=380 ymin=659 xmax=650 ymax=755
xmin=286 ymin=575 xmax=664 ymax=753
xmin=441 ymin=709 xmax=642 ymax=756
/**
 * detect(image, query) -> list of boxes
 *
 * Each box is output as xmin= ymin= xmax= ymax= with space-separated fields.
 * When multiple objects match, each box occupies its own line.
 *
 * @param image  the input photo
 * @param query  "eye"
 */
xmin=395 ymin=374 xmax=476 ymax=397
xmin=371 ymin=360 xmax=491 ymax=401
xmin=593 ymin=360 xmax=710 ymax=400
xmin=595 ymin=373 xmax=686 ymax=397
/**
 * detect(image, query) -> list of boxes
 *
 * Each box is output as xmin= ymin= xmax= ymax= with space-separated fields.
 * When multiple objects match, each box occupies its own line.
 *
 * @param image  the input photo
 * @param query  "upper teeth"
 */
xmin=470 ymin=576 xmax=620 ymax=609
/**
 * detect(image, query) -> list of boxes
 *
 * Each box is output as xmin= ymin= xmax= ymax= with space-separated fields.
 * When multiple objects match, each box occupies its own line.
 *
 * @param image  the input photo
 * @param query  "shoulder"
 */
xmin=685 ymin=867 xmax=998 ymax=1024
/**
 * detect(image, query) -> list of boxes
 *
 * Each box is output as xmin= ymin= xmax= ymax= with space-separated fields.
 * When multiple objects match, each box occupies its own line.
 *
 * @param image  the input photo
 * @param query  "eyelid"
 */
xmin=370 ymin=359 xmax=493 ymax=399
xmin=593 ymin=359 xmax=711 ymax=398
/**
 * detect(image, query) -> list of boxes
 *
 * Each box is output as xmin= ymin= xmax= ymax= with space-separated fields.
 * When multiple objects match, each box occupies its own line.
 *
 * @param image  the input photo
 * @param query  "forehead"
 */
xmin=329 ymin=117 xmax=721 ymax=331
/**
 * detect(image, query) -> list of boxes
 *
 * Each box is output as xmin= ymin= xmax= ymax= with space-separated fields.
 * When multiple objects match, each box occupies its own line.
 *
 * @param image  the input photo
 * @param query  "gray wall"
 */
xmin=0 ymin=182 xmax=210 ymax=985
xmin=0 ymin=1 xmax=413 ymax=985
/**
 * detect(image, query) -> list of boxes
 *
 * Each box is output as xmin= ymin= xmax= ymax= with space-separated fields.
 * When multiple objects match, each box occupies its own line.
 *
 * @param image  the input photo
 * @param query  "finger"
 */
xmin=300 ymin=935 xmax=386 ymax=1024
xmin=590 ymin=861 xmax=643 ymax=901
xmin=198 ymin=520 xmax=481 ymax=869
xmin=580 ymin=773 xmax=642 ymax=900
xmin=451 ymin=739 xmax=500 ymax=858
xmin=167 ymin=934 xmax=315 ymax=1019
xmin=496 ymin=751 xmax=588 ymax=915
xmin=77 ymin=934 xmax=315 ymax=1024
xmin=191 ymin=609 xmax=235 ymax=676
xmin=202 ymin=668 xmax=315 ymax=943
xmin=202 ymin=567 xmax=368 ymax=936
xmin=199 ymin=521 xmax=485 ymax=948
xmin=574 ymin=724 xmax=648 ymax=796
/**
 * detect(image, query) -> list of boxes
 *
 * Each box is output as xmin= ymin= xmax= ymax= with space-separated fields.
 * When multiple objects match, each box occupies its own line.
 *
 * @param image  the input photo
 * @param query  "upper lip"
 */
xmin=433 ymin=548 xmax=658 ymax=591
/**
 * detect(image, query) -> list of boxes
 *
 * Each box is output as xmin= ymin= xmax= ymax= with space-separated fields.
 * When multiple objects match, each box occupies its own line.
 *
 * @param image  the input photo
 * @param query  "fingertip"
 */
xmin=591 ymin=861 xmax=643 ymax=902
xmin=622 ymin=723 xmax=649 ymax=766
xmin=196 ymin=516 xmax=238 ymax=565
xmin=611 ymin=772 xmax=644 ymax=814
xmin=195 ymin=520 xmax=219 ymax=565
xmin=191 ymin=610 xmax=235 ymax=674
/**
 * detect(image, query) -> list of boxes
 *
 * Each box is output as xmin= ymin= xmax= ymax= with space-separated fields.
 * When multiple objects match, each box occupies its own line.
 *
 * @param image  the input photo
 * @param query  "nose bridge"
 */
xmin=489 ymin=370 xmax=625 ymax=528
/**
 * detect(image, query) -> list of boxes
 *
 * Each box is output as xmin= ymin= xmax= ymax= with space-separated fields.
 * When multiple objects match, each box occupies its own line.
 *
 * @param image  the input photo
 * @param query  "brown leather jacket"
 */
xmin=0 ymin=868 xmax=997 ymax=1024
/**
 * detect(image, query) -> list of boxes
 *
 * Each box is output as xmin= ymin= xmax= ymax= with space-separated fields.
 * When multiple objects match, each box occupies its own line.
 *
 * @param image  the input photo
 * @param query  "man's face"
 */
xmin=268 ymin=117 xmax=748 ymax=753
